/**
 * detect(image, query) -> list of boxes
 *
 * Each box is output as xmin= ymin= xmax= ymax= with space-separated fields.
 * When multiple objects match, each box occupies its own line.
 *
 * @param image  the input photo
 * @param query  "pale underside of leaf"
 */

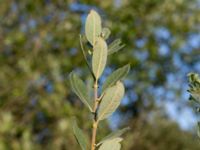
xmin=69 ymin=72 xmax=92 ymax=111
xmin=92 ymin=37 xmax=107 ymax=80
xmin=98 ymin=138 xmax=122 ymax=150
xmin=97 ymin=127 xmax=130 ymax=146
xmin=85 ymin=10 xmax=102 ymax=46
xmin=72 ymin=119 xmax=89 ymax=150
xmin=102 ymin=64 xmax=130 ymax=93
xmin=97 ymin=82 xmax=124 ymax=121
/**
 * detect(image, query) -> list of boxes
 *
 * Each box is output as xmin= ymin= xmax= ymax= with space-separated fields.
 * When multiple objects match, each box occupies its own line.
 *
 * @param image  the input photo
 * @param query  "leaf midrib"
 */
xmin=96 ymin=40 xmax=104 ymax=79
xmin=98 ymin=84 xmax=120 ymax=121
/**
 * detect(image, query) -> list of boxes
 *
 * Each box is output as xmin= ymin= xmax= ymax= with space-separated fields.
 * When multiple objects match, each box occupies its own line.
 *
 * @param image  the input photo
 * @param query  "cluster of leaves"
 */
xmin=124 ymin=115 xmax=200 ymax=150
xmin=1 ymin=0 xmax=200 ymax=149
xmin=69 ymin=10 xmax=130 ymax=150
xmin=187 ymin=73 xmax=200 ymax=137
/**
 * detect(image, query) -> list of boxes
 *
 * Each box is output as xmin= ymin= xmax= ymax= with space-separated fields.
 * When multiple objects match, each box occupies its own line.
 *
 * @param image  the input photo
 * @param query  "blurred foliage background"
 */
xmin=0 ymin=0 xmax=200 ymax=149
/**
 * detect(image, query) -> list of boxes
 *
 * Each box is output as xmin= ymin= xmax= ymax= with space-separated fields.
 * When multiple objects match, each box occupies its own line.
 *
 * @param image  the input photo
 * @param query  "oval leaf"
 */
xmin=99 ymin=138 xmax=122 ymax=150
xmin=72 ymin=119 xmax=89 ymax=150
xmin=102 ymin=64 xmax=130 ymax=93
xmin=92 ymin=37 xmax=107 ymax=80
xmin=97 ymin=127 xmax=130 ymax=146
xmin=69 ymin=72 xmax=92 ymax=112
xmin=85 ymin=10 xmax=102 ymax=46
xmin=97 ymin=82 xmax=124 ymax=121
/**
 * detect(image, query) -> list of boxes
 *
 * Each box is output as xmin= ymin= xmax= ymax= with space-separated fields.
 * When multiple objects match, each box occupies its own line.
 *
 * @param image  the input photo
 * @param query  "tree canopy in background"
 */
xmin=0 ymin=0 xmax=200 ymax=149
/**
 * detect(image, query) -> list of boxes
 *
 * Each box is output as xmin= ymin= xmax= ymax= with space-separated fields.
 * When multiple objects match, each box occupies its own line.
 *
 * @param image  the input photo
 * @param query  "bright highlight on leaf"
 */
xmin=98 ymin=138 xmax=122 ymax=150
xmin=92 ymin=37 xmax=108 ymax=80
xmin=97 ymin=127 xmax=130 ymax=146
xmin=72 ymin=119 xmax=89 ymax=150
xmin=69 ymin=72 xmax=92 ymax=112
xmin=85 ymin=10 xmax=102 ymax=46
xmin=98 ymin=82 xmax=125 ymax=121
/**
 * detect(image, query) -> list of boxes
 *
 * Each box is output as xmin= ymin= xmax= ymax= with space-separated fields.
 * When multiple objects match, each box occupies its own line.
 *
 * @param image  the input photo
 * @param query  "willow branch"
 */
xmin=91 ymin=80 xmax=99 ymax=150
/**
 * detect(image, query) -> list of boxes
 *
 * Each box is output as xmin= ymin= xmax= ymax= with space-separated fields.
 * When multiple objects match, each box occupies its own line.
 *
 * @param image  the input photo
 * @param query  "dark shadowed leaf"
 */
xmin=79 ymin=35 xmax=95 ymax=79
xmin=197 ymin=122 xmax=200 ymax=138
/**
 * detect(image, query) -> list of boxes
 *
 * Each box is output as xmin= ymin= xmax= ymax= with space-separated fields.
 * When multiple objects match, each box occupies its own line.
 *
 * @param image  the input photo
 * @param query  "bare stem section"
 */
xmin=91 ymin=80 xmax=99 ymax=150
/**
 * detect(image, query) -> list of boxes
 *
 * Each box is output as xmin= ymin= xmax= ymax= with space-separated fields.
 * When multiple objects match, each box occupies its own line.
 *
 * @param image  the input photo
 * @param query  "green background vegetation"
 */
xmin=0 ymin=0 xmax=200 ymax=149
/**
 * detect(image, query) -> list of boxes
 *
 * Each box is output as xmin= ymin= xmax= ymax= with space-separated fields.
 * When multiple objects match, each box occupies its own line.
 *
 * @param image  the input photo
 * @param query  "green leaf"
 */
xmin=101 ymin=28 xmax=111 ymax=40
xmin=102 ymin=64 xmax=130 ymax=93
xmin=197 ymin=122 xmax=200 ymax=138
xmin=97 ymin=82 xmax=124 ymax=121
xmin=108 ymin=39 xmax=125 ymax=55
xmin=85 ymin=9 xmax=102 ymax=46
xmin=72 ymin=119 xmax=89 ymax=150
xmin=97 ymin=127 xmax=130 ymax=146
xmin=98 ymin=138 xmax=122 ymax=150
xmin=69 ymin=72 xmax=92 ymax=111
xmin=92 ymin=37 xmax=107 ymax=80
xmin=187 ymin=73 xmax=200 ymax=104
xmin=189 ymin=91 xmax=200 ymax=104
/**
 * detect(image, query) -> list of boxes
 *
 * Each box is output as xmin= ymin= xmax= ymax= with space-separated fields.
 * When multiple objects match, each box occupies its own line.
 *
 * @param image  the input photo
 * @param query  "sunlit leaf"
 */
xmin=69 ymin=72 xmax=92 ymax=111
xmin=102 ymin=64 xmax=130 ymax=93
xmin=97 ymin=82 xmax=124 ymax=121
xmin=92 ymin=37 xmax=107 ymax=80
xmin=98 ymin=138 xmax=122 ymax=150
xmin=85 ymin=10 xmax=102 ymax=46
xmin=97 ymin=127 xmax=130 ymax=146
